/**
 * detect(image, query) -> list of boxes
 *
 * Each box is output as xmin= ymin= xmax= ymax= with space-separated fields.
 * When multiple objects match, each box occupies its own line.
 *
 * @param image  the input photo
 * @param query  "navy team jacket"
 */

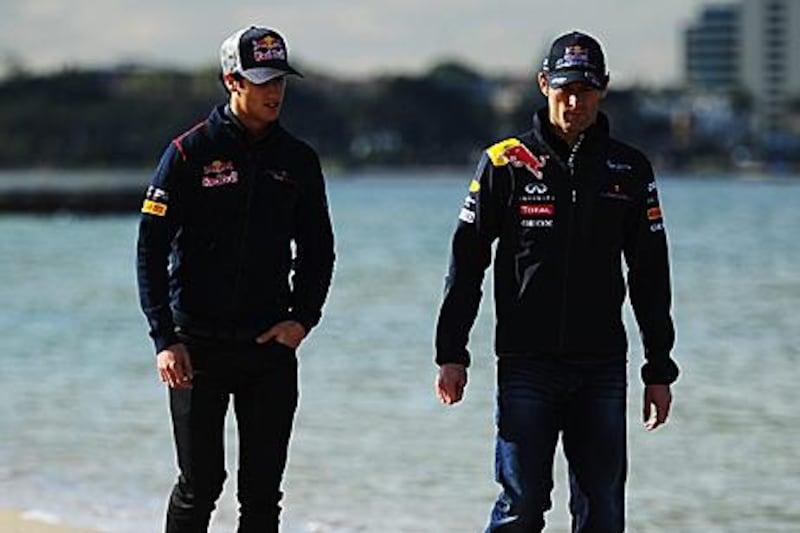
xmin=436 ymin=109 xmax=678 ymax=385
xmin=137 ymin=105 xmax=335 ymax=352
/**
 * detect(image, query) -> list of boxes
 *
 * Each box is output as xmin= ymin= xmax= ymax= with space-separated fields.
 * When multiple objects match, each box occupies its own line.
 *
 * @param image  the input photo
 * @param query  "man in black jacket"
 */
xmin=137 ymin=25 xmax=335 ymax=533
xmin=434 ymin=31 xmax=678 ymax=532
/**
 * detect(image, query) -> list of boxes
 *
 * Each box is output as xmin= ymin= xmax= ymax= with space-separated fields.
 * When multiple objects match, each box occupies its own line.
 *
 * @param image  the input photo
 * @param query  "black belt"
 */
xmin=175 ymin=324 xmax=261 ymax=343
xmin=173 ymin=310 xmax=277 ymax=343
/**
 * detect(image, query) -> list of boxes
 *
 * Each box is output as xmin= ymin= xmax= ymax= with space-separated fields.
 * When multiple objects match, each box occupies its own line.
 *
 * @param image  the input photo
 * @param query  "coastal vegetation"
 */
xmin=0 ymin=62 xmax=796 ymax=172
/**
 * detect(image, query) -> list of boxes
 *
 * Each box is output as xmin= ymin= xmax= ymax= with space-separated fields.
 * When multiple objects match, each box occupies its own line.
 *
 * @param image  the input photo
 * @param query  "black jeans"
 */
xmin=165 ymin=336 xmax=298 ymax=533
xmin=487 ymin=356 xmax=627 ymax=533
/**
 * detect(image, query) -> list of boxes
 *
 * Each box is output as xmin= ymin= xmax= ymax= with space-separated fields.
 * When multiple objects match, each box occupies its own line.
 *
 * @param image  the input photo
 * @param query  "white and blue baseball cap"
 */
xmin=220 ymin=26 xmax=303 ymax=84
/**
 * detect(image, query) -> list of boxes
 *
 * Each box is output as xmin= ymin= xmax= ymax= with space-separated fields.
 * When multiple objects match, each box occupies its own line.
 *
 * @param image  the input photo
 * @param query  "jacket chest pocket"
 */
xmin=587 ymin=187 xmax=634 ymax=245
xmin=197 ymin=182 xmax=245 ymax=216
xmin=255 ymin=173 xmax=300 ymax=232
xmin=185 ymin=183 xmax=244 ymax=252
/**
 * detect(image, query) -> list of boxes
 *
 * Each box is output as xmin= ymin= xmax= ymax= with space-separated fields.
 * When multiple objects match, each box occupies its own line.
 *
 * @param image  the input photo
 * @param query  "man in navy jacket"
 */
xmin=137 ymin=25 xmax=334 ymax=532
xmin=434 ymin=31 xmax=678 ymax=532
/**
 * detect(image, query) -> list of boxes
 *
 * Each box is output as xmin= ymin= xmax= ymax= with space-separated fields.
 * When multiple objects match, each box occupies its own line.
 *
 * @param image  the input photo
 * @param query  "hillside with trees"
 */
xmin=0 ymin=62 xmax=796 ymax=172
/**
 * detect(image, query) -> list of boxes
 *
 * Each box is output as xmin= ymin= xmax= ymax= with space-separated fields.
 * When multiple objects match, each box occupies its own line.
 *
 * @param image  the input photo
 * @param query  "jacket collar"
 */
xmin=531 ymin=107 xmax=610 ymax=168
xmin=210 ymin=104 xmax=283 ymax=144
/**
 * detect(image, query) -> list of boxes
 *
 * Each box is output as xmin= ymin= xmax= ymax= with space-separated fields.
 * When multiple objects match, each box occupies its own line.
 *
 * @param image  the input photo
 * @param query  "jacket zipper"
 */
xmin=229 ymin=152 xmax=257 ymax=330
xmin=558 ymin=133 xmax=585 ymax=350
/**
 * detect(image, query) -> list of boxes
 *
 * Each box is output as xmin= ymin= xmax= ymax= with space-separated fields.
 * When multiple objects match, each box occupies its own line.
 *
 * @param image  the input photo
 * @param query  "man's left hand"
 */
xmin=255 ymin=320 xmax=307 ymax=349
xmin=643 ymin=384 xmax=672 ymax=431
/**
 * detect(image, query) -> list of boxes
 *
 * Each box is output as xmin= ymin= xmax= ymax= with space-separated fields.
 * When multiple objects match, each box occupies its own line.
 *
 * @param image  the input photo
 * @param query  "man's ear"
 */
xmin=600 ymin=74 xmax=610 ymax=99
xmin=537 ymin=72 xmax=549 ymax=98
xmin=223 ymin=73 xmax=240 ymax=93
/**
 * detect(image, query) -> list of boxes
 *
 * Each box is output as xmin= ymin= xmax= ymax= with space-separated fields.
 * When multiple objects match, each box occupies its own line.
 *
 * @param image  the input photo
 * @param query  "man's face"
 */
xmin=538 ymin=73 xmax=605 ymax=143
xmin=228 ymin=75 xmax=286 ymax=127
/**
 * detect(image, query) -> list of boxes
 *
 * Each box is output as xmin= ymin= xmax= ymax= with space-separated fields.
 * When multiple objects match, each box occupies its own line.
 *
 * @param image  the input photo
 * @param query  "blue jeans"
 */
xmin=487 ymin=355 xmax=627 ymax=533
xmin=165 ymin=336 xmax=298 ymax=533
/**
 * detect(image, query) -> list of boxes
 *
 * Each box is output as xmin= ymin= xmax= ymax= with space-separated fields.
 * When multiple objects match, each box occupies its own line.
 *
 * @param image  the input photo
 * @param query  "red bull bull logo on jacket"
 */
xmin=487 ymin=138 xmax=549 ymax=179
xmin=202 ymin=159 xmax=239 ymax=187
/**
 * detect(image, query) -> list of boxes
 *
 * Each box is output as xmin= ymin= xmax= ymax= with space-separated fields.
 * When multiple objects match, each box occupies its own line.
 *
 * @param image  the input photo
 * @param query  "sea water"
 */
xmin=0 ymin=170 xmax=798 ymax=532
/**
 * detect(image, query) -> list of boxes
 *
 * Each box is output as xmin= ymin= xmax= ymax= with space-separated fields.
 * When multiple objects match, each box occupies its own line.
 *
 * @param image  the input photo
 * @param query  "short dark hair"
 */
xmin=219 ymin=71 xmax=245 ymax=95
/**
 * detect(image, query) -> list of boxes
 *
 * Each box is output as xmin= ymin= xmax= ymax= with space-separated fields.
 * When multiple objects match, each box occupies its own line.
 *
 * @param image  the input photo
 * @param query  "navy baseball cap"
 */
xmin=220 ymin=26 xmax=303 ymax=84
xmin=542 ymin=31 xmax=608 ymax=90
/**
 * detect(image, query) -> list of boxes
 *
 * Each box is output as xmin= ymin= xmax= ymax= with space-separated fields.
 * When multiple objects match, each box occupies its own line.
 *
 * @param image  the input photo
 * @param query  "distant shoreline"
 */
xmin=0 ymin=167 xmax=797 ymax=214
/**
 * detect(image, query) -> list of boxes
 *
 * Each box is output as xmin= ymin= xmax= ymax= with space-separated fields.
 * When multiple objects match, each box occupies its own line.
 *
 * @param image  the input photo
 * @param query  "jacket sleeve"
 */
xmin=435 ymin=153 xmax=504 ymax=367
xmin=623 ymin=161 xmax=679 ymax=385
xmin=136 ymin=143 xmax=184 ymax=353
xmin=289 ymin=150 xmax=335 ymax=334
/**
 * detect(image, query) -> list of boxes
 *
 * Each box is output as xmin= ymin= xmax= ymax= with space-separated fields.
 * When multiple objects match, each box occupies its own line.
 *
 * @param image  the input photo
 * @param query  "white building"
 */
xmin=740 ymin=0 xmax=800 ymax=132
xmin=685 ymin=4 xmax=741 ymax=92
xmin=686 ymin=0 xmax=800 ymax=134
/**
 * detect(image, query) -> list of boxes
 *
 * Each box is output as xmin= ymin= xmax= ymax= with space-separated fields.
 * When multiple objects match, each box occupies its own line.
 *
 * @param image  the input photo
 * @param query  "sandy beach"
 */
xmin=0 ymin=510 xmax=97 ymax=533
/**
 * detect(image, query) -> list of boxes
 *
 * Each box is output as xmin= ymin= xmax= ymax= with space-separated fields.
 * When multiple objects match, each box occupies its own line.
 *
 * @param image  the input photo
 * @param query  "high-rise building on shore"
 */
xmin=685 ymin=0 xmax=800 ymax=134
xmin=685 ymin=4 xmax=741 ymax=92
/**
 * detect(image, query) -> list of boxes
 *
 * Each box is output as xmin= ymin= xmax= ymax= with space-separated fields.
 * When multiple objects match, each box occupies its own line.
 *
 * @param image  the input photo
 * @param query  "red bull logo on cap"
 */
xmin=557 ymin=45 xmax=590 ymax=69
xmin=487 ymin=138 xmax=549 ymax=180
xmin=253 ymin=35 xmax=286 ymax=62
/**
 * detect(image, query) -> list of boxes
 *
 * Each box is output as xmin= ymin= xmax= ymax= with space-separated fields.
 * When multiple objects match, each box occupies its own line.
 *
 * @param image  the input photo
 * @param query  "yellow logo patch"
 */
xmin=142 ymin=200 xmax=168 ymax=216
xmin=469 ymin=179 xmax=481 ymax=193
xmin=486 ymin=138 xmax=522 ymax=166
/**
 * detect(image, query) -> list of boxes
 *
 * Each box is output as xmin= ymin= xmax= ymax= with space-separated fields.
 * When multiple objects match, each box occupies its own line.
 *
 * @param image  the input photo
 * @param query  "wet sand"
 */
xmin=0 ymin=510 xmax=97 ymax=533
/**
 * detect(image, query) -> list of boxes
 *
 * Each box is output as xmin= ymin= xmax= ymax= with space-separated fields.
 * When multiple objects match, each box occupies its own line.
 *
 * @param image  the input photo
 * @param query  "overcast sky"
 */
xmin=0 ymin=0 xmax=711 ymax=86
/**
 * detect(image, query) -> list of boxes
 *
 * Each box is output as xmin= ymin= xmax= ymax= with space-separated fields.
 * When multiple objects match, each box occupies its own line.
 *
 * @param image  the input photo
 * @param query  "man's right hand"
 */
xmin=157 ymin=343 xmax=193 ymax=389
xmin=435 ymin=363 xmax=468 ymax=405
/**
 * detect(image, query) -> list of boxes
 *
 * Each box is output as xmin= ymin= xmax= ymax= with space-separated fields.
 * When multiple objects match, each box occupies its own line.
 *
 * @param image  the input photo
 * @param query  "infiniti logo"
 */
xmin=525 ymin=182 xmax=548 ymax=194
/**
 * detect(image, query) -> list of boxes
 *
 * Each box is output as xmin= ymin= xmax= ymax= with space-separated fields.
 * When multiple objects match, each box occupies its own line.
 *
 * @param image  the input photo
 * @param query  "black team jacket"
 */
xmin=435 ymin=109 xmax=678 ymax=385
xmin=137 ymin=105 xmax=335 ymax=352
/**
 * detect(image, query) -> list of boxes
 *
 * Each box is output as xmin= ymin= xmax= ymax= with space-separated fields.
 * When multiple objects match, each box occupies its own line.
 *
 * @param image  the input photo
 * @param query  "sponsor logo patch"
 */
xmin=253 ymin=34 xmax=287 ymax=62
xmin=459 ymin=208 xmax=476 ymax=224
xmin=521 ymin=219 xmax=554 ymax=228
xmin=142 ymin=199 xmax=167 ymax=216
xmin=202 ymin=160 xmax=239 ymax=188
xmin=650 ymin=222 xmax=664 ymax=232
xmin=145 ymin=186 xmax=169 ymax=202
xmin=606 ymin=159 xmax=632 ymax=172
xmin=519 ymin=204 xmax=555 ymax=217
xmin=267 ymin=169 xmax=294 ymax=183
xmin=520 ymin=194 xmax=555 ymax=202
xmin=601 ymin=183 xmax=633 ymax=201
xmin=524 ymin=182 xmax=548 ymax=195
xmin=486 ymin=138 xmax=548 ymax=179
xmin=469 ymin=179 xmax=481 ymax=193
xmin=556 ymin=45 xmax=590 ymax=69
xmin=647 ymin=207 xmax=662 ymax=220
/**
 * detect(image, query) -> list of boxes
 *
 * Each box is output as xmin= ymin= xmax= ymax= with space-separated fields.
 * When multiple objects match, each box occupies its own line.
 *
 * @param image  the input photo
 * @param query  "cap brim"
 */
xmin=240 ymin=65 xmax=303 ymax=84
xmin=547 ymin=70 xmax=606 ymax=90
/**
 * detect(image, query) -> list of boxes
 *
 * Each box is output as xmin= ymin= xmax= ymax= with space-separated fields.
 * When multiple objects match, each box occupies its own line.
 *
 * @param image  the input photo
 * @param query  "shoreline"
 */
xmin=0 ymin=509 xmax=98 ymax=533
xmin=0 ymin=167 xmax=797 ymax=214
